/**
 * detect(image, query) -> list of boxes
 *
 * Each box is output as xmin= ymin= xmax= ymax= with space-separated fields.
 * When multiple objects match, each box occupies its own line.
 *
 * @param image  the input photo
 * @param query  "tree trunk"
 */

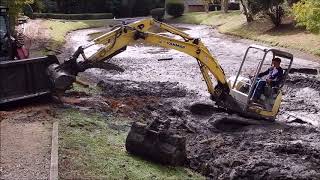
xmin=267 ymin=5 xmax=283 ymax=27
xmin=240 ymin=0 xmax=253 ymax=22
xmin=202 ymin=0 xmax=210 ymax=13
xmin=221 ymin=0 xmax=229 ymax=13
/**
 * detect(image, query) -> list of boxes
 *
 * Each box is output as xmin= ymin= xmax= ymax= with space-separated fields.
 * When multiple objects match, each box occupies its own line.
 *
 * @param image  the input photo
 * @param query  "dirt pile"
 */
xmin=286 ymin=74 xmax=320 ymax=91
xmin=185 ymin=119 xmax=320 ymax=179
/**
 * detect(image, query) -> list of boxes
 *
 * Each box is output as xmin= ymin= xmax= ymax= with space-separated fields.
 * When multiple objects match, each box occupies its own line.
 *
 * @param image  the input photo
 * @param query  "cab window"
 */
xmin=0 ymin=16 xmax=8 ymax=39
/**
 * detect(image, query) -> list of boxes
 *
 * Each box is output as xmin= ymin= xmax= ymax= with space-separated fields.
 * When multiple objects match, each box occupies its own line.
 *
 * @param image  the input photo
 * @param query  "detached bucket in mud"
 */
xmin=125 ymin=120 xmax=187 ymax=166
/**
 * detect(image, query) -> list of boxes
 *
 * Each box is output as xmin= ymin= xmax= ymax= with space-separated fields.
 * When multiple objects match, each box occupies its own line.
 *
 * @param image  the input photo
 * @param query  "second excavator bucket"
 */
xmin=125 ymin=119 xmax=187 ymax=166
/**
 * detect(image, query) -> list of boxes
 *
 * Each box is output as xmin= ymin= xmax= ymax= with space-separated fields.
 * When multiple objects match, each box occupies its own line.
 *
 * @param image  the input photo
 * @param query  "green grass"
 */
xmin=172 ymin=11 xmax=320 ymax=57
xmin=173 ymin=11 xmax=244 ymax=27
xmin=70 ymin=82 xmax=100 ymax=95
xmin=43 ymin=19 xmax=115 ymax=53
xmin=59 ymin=109 xmax=204 ymax=179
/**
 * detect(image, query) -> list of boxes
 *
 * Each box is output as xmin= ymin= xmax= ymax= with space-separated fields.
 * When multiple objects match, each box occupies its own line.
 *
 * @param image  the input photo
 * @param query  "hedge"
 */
xmin=150 ymin=8 xmax=165 ymax=21
xmin=166 ymin=3 xmax=184 ymax=17
xmin=228 ymin=2 xmax=240 ymax=10
xmin=32 ymin=13 xmax=113 ymax=20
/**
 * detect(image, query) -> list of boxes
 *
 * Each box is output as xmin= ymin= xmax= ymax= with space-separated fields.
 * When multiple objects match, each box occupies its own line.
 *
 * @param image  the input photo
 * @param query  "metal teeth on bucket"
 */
xmin=125 ymin=119 xmax=187 ymax=166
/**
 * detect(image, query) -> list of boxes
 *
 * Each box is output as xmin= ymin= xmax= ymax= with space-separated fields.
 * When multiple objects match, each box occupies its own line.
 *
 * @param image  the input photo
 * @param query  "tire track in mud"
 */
xmin=60 ymin=23 xmax=320 ymax=179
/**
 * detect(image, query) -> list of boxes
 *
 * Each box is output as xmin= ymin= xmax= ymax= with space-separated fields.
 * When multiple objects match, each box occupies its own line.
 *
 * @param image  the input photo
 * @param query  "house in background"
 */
xmin=184 ymin=0 xmax=240 ymax=12
xmin=184 ymin=0 xmax=206 ymax=12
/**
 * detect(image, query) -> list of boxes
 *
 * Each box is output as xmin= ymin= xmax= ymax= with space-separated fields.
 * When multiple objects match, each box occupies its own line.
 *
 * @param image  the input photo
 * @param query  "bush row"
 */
xmin=150 ymin=8 xmax=165 ymax=21
xmin=32 ymin=13 xmax=113 ymax=20
xmin=166 ymin=3 xmax=185 ymax=17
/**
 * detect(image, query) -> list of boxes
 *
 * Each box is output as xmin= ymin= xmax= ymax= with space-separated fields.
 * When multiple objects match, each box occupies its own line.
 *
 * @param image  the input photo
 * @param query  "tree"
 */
xmin=221 ymin=0 xmax=229 ymax=13
xmin=261 ymin=0 xmax=285 ymax=27
xmin=239 ymin=0 xmax=254 ymax=22
xmin=166 ymin=0 xmax=184 ymax=17
xmin=1 ymin=0 xmax=34 ymax=31
xmin=30 ymin=0 xmax=45 ymax=13
xmin=202 ymin=0 xmax=212 ymax=13
xmin=292 ymin=0 xmax=320 ymax=33
xmin=239 ymin=0 xmax=285 ymax=27
xmin=111 ymin=0 xmax=121 ymax=18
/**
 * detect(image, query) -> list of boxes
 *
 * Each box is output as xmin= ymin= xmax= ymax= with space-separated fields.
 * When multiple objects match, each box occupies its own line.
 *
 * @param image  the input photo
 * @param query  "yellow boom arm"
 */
xmin=54 ymin=19 xmax=229 ymax=98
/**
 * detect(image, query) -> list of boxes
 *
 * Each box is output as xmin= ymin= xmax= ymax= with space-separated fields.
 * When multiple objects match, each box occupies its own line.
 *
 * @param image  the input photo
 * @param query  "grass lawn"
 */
xmin=172 ymin=11 xmax=320 ymax=57
xmin=43 ymin=19 xmax=116 ymax=53
xmin=58 ymin=107 xmax=204 ymax=179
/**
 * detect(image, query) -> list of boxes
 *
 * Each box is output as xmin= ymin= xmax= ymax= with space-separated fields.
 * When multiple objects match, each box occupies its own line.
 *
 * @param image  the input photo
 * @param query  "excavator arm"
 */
xmin=48 ymin=18 xmax=230 ymax=99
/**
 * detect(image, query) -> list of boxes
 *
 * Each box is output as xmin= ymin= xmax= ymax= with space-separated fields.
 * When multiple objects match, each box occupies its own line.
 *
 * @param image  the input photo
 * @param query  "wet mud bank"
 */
xmin=59 ymin=23 xmax=320 ymax=179
xmin=63 ymin=75 xmax=320 ymax=179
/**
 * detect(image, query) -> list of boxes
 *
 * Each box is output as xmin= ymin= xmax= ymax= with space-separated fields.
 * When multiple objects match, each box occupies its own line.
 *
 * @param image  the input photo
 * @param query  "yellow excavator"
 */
xmin=48 ymin=18 xmax=293 ymax=120
xmin=47 ymin=18 xmax=294 ymax=165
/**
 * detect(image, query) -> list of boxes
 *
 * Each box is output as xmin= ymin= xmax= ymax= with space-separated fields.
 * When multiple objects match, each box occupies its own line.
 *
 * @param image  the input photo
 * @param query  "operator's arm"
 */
xmin=258 ymin=68 xmax=270 ymax=78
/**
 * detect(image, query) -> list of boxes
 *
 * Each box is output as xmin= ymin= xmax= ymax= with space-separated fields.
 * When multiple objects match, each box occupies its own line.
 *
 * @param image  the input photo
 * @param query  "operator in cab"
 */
xmin=251 ymin=57 xmax=283 ymax=103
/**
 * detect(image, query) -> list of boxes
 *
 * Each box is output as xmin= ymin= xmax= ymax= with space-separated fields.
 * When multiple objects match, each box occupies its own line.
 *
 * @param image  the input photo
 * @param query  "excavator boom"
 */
xmin=48 ymin=18 xmax=230 ymax=100
xmin=46 ymin=18 xmax=292 ymax=165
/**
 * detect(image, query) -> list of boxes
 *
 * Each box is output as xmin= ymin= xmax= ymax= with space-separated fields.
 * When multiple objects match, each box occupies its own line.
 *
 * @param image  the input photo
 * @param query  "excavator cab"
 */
xmin=228 ymin=45 xmax=293 ymax=120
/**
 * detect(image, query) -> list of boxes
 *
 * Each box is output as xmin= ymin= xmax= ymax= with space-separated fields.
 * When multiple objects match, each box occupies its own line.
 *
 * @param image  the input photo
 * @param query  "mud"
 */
xmin=56 ymin=22 xmax=320 ymax=179
xmin=97 ymin=79 xmax=188 ymax=98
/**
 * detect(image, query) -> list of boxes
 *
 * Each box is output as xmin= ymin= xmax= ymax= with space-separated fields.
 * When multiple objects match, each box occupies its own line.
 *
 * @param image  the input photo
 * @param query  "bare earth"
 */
xmin=59 ymin=23 xmax=320 ymax=179
xmin=0 ymin=104 xmax=55 ymax=179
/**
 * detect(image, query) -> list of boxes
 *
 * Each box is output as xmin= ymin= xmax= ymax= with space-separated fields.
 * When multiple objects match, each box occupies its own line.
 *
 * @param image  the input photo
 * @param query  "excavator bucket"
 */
xmin=125 ymin=119 xmax=187 ymax=166
xmin=0 ymin=55 xmax=59 ymax=104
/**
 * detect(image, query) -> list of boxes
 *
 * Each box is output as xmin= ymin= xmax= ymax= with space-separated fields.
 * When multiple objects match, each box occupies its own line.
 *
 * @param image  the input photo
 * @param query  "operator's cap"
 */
xmin=272 ymin=57 xmax=281 ymax=63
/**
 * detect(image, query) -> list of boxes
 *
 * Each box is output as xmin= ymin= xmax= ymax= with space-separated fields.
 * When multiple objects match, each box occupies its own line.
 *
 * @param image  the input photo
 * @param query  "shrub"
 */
xmin=292 ymin=0 xmax=320 ymax=33
xmin=209 ymin=4 xmax=221 ymax=11
xmin=23 ymin=4 xmax=33 ymax=17
xmin=132 ymin=0 xmax=153 ymax=17
xmin=150 ymin=8 xmax=165 ymax=21
xmin=166 ymin=3 xmax=184 ymax=17
xmin=32 ymin=13 xmax=113 ymax=20
xmin=228 ymin=2 xmax=240 ymax=10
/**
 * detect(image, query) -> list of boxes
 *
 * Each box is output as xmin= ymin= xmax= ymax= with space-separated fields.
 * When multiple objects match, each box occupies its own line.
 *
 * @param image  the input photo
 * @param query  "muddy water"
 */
xmin=61 ymin=23 xmax=320 ymax=179
xmin=62 ymin=23 xmax=320 ymax=123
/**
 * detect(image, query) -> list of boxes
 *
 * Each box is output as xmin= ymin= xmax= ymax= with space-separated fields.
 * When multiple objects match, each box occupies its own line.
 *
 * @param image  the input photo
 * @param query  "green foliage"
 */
xmin=1 ymin=0 xmax=34 ymax=30
xmin=175 ymin=11 xmax=320 ymax=57
xmin=292 ymin=0 xmax=320 ymax=33
xmin=150 ymin=8 xmax=165 ymax=21
xmin=111 ymin=0 xmax=121 ymax=17
xmin=23 ymin=4 xmax=33 ymax=17
xmin=166 ymin=2 xmax=185 ymax=17
xmin=132 ymin=0 xmax=153 ymax=16
xmin=30 ymin=0 xmax=44 ymax=13
xmin=241 ymin=0 xmax=285 ymax=26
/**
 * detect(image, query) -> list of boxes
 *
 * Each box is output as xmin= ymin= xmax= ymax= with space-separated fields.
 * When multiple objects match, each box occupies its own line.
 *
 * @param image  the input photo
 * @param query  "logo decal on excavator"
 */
xmin=167 ymin=42 xmax=185 ymax=49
